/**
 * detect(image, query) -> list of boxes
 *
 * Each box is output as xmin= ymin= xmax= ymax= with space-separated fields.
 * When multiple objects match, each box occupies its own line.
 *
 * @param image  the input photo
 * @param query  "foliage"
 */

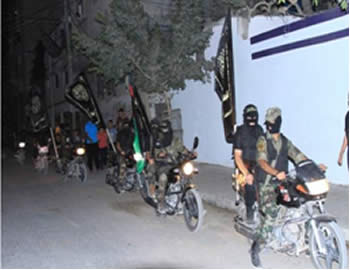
xmin=73 ymin=0 xmax=214 ymax=94
xmin=223 ymin=0 xmax=348 ymax=17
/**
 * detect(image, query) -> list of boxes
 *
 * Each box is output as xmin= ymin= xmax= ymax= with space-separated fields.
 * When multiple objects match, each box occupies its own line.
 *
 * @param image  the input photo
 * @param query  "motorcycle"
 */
xmin=14 ymin=141 xmax=26 ymax=165
xmin=233 ymin=159 xmax=348 ymax=269
xmin=105 ymin=151 xmax=139 ymax=193
xmin=62 ymin=143 xmax=88 ymax=183
xmin=139 ymin=137 xmax=205 ymax=232
xmin=35 ymin=143 xmax=49 ymax=175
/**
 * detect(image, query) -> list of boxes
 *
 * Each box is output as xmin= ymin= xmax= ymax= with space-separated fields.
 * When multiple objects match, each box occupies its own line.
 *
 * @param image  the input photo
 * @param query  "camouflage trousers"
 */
xmin=254 ymin=181 xmax=281 ymax=245
xmin=118 ymin=155 xmax=127 ymax=182
xmin=147 ymin=162 xmax=171 ymax=200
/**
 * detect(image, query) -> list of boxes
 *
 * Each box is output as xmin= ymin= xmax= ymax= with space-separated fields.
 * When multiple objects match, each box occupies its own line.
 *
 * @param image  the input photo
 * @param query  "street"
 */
xmin=2 ymin=157 xmax=316 ymax=269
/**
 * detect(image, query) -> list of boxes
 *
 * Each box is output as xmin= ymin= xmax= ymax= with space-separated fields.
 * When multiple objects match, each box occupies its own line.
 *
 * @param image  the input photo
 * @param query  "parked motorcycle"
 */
xmin=233 ymin=159 xmax=348 ymax=269
xmin=14 ymin=141 xmax=26 ymax=165
xmin=139 ymin=137 xmax=204 ymax=232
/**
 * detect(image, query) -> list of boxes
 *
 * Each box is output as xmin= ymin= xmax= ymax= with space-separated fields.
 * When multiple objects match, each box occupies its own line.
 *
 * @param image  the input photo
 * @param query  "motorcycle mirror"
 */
xmin=193 ymin=136 xmax=199 ymax=150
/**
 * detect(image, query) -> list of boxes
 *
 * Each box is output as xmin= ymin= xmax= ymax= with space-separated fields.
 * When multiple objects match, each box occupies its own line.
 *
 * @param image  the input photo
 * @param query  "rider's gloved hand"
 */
xmin=319 ymin=163 xmax=327 ymax=172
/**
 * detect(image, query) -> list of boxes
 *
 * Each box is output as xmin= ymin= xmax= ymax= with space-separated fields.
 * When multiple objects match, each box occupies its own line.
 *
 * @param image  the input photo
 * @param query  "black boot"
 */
xmin=250 ymin=240 xmax=262 ymax=268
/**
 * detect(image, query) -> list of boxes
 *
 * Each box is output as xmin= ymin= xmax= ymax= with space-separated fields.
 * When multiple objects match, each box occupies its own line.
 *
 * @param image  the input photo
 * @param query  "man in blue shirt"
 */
xmin=85 ymin=120 xmax=99 ymax=172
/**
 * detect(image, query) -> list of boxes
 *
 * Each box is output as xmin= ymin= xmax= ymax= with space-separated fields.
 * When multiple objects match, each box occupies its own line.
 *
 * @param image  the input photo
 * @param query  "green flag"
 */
xmin=128 ymin=84 xmax=153 ymax=173
xmin=132 ymin=118 xmax=146 ymax=173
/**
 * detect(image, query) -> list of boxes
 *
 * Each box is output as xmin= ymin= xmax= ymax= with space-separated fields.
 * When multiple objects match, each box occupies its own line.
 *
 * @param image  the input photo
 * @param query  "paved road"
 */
xmin=2 ymin=158 xmax=318 ymax=269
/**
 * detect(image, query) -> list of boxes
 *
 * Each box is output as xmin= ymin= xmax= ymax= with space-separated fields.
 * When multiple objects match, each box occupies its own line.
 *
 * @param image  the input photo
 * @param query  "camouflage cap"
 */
xmin=265 ymin=107 xmax=281 ymax=123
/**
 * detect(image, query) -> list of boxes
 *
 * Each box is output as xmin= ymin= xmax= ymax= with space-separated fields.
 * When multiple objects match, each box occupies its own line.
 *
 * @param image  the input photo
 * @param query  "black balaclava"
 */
xmin=243 ymin=104 xmax=258 ymax=127
xmin=150 ymin=119 xmax=161 ymax=148
xmin=265 ymin=116 xmax=282 ymax=134
xmin=159 ymin=120 xmax=173 ymax=147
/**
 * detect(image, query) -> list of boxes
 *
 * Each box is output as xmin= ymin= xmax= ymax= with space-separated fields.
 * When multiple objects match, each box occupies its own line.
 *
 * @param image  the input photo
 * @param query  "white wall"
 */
xmin=172 ymin=12 xmax=349 ymax=185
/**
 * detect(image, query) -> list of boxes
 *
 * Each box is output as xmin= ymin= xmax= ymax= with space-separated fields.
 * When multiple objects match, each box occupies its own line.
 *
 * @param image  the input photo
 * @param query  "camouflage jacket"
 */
xmin=154 ymin=137 xmax=187 ymax=163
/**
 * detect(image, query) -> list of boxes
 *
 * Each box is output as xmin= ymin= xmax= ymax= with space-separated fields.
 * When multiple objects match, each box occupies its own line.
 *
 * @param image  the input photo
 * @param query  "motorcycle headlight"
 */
xmin=38 ymin=146 xmax=49 ymax=154
xmin=18 ymin=142 xmax=26 ymax=148
xmin=182 ymin=162 xmax=194 ymax=176
xmin=76 ymin=147 xmax=86 ymax=156
xmin=305 ymin=179 xmax=329 ymax=196
xmin=133 ymin=153 xmax=144 ymax=162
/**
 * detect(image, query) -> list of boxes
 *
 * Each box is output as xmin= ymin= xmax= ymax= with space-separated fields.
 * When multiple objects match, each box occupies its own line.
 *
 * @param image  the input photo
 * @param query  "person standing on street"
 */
xmin=232 ymin=104 xmax=264 ymax=223
xmin=97 ymin=126 xmax=108 ymax=170
xmin=84 ymin=120 xmax=99 ymax=172
xmin=338 ymin=110 xmax=349 ymax=169
xmin=107 ymin=119 xmax=117 ymax=145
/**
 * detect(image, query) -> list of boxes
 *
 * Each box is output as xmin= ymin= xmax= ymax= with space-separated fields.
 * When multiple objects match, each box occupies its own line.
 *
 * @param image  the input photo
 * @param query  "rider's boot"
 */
xmin=149 ymin=184 xmax=157 ymax=201
xmin=250 ymin=240 xmax=262 ymax=268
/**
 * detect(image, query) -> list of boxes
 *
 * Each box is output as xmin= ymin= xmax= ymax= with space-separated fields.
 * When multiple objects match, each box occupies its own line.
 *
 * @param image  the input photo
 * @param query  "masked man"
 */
xmin=149 ymin=119 xmax=195 ymax=214
xmin=233 ymin=104 xmax=263 ymax=223
xmin=250 ymin=107 xmax=327 ymax=267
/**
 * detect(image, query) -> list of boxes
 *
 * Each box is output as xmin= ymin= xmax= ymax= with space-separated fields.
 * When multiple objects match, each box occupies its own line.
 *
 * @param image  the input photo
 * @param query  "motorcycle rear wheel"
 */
xmin=309 ymin=221 xmax=348 ymax=269
xmin=183 ymin=189 xmax=204 ymax=232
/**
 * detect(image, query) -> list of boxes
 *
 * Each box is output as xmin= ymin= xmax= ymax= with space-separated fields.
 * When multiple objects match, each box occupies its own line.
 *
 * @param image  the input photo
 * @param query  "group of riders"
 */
xmin=114 ymin=103 xmax=333 ymax=267
xmin=232 ymin=104 xmax=327 ymax=267
xmin=110 ymin=116 xmax=197 ymax=215
xmin=18 ymin=102 xmax=339 ymax=268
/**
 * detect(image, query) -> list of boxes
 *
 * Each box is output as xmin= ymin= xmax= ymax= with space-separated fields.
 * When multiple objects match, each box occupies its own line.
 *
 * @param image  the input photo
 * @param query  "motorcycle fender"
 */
xmin=76 ymin=158 xmax=83 ymax=164
xmin=181 ymin=185 xmax=196 ymax=201
xmin=313 ymin=215 xmax=337 ymax=224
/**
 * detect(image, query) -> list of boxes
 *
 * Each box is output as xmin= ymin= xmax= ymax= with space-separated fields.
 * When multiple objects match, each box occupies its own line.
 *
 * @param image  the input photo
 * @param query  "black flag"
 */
xmin=29 ymin=90 xmax=49 ymax=133
xmin=214 ymin=9 xmax=236 ymax=143
xmin=65 ymin=74 xmax=103 ymax=126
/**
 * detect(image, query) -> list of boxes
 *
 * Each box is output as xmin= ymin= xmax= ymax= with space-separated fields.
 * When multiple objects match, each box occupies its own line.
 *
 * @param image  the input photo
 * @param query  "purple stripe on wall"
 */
xmin=251 ymin=8 xmax=348 ymax=45
xmin=251 ymin=28 xmax=349 ymax=60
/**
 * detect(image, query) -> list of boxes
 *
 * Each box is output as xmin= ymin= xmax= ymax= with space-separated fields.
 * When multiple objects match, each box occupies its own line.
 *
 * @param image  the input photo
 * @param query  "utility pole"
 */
xmin=64 ymin=0 xmax=75 ymax=127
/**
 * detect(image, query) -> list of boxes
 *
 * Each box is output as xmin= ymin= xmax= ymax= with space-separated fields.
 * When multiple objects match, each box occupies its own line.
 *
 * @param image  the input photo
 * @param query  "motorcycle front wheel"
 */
xmin=309 ymin=221 xmax=348 ymax=269
xmin=38 ymin=158 xmax=48 ymax=175
xmin=77 ymin=163 xmax=88 ymax=183
xmin=183 ymin=189 xmax=204 ymax=232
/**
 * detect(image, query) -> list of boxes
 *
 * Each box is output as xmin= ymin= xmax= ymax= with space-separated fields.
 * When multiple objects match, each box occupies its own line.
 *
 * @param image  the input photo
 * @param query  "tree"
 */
xmin=223 ymin=0 xmax=348 ymax=18
xmin=73 ymin=0 xmax=214 ymax=95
